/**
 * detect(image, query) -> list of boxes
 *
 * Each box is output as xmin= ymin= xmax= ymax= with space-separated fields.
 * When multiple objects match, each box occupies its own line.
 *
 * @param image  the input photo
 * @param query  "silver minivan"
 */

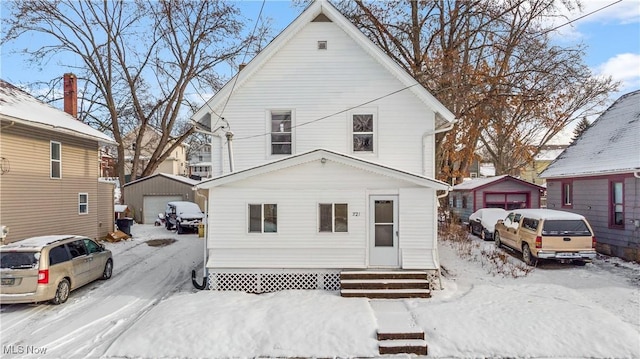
xmin=0 ymin=235 xmax=113 ymax=305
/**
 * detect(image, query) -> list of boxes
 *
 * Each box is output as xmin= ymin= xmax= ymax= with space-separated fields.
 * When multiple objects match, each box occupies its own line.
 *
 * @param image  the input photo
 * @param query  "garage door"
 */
xmin=143 ymin=195 xmax=183 ymax=224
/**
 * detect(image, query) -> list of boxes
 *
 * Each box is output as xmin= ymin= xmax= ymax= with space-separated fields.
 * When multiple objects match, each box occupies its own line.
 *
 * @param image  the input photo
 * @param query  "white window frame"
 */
xmin=349 ymin=108 xmax=377 ymax=154
xmin=248 ymin=203 xmax=278 ymax=233
xmin=267 ymin=110 xmax=294 ymax=157
xmin=50 ymin=141 xmax=62 ymax=179
xmin=78 ymin=193 xmax=88 ymax=215
xmin=318 ymin=203 xmax=348 ymax=233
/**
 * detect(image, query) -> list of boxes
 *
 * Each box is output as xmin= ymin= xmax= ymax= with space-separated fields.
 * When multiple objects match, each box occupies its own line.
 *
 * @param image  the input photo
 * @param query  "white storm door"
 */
xmin=369 ymin=195 xmax=399 ymax=267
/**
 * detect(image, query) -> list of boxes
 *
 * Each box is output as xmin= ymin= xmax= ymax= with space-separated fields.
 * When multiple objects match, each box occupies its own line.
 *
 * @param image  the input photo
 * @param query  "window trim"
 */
xmin=248 ymin=203 xmax=278 ymax=234
xmin=78 ymin=193 xmax=89 ymax=215
xmin=50 ymin=141 xmax=62 ymax=179
xmin=349 ymin=109 xmax=377 ymax=155
xmin=267 ymin=109 xmax=294 ymax=157
xmin=610 ymin=180 xmax=624 ymax=229
xmin=318 ymin=203 xmax=349 ymax=233
xmin=561 ymin=181 xmax=573 ymax=208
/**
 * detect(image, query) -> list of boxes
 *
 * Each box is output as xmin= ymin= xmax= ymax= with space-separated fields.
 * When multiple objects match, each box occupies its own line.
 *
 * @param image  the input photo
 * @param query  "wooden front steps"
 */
xmin=340 ymin=271 xmax=431 ymax=299
xmin=378 ymin=331 xmax=428 ymax=355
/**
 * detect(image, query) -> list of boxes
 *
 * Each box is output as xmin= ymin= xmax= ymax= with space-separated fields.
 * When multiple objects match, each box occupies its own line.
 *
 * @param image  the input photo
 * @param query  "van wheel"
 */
xmin=522 ymin=243 xmax=537 ymax=266
xmin=51 ymin=279 xmax=70 ymax=305
xmin=102 ymin=259 xmax=113 ymax=280
xmin=177 ymin=223 xmax=184 ymax=234
xmin=494 ymin=232 xmax=502 ymax=248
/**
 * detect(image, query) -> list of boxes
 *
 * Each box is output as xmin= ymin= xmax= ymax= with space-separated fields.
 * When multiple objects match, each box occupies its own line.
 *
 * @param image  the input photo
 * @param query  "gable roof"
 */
xmin=192 ymin=0 xmax=455 ymax=128
xmin=196 ymin=148 xmax=451 ymax=190
xmin=453 ymin=175 xmax=545 ymax=191
xmin=123 ymin=172 xmax=201 ymax=188
xmin=0 ymin=80 xmax=115 ymax=144
xmin=540 ymin=90 xmax=640 ymax=178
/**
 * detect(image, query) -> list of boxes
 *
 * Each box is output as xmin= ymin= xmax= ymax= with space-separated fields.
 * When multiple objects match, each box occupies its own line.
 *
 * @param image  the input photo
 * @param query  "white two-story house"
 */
xmin=193 ymin=0 xmax=456 ymax=294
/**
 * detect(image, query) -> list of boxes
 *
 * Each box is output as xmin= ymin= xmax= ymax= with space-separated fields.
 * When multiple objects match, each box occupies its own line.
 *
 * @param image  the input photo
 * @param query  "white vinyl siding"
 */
xmin=206 ymin=159 xmax=438 ymax=270
xmin=204 ymin=21 xmax=436 ymax=177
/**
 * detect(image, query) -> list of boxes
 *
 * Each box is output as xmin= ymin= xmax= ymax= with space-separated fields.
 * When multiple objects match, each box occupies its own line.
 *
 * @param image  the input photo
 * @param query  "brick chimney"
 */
xmin=63 ymin=73 xmax=78 ymax=118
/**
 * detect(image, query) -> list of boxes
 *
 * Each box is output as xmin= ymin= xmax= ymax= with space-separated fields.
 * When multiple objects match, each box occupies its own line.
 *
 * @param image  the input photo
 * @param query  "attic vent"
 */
xmin=318 ymin=41 xmax=327 ymax=50
xmin=312 ymin=13 xmax=332 ymax=22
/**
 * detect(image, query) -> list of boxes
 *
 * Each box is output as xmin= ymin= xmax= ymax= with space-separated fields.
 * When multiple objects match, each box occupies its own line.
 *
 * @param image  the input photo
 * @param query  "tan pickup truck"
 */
xmin=494 ymin=209 xmax=597 ymax=266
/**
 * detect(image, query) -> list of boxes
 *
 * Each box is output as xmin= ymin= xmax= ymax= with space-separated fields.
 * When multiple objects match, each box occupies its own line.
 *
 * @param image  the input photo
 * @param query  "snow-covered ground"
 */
xmin=1 ymin=225 xmax=639 ymax=358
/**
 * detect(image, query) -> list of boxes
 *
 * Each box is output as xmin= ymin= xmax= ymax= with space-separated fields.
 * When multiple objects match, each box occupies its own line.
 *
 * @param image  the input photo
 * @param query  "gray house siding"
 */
xmin=546 ymin=175 xmax=640 ymax=262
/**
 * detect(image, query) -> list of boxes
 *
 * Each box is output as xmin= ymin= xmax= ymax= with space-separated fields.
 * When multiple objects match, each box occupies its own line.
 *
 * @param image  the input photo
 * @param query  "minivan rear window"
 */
xmin=49 ymin=245 xmax=72 ymax=265
xmin=542 ymin=220 xmax=592 ymax=236
xmin=1 ymin=252 xmax=39 ymax=269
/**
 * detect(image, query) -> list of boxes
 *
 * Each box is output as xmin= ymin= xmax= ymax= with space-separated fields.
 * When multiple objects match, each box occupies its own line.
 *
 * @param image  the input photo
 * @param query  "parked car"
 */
xmin=493 ymin=209 xmax=596 ymax=266
xmin=165 ymin=201 xmax=204 ymax=234
xmin=0 ymin=235 xmax=113 ymax=305
xmin=468 ymin=208 xmax=508 ymax=241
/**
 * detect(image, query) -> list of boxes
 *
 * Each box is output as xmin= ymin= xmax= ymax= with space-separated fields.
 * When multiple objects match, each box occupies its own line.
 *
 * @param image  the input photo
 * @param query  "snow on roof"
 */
xmin=0 ymin=80 xmax=115 ymax=144
xmin=535 ymin=148 xmax=565 ymax=161
xmin=453 ymin=175 xmax=509 ymax=190
xmin=541 ymin=90 xmax=640 ymax=178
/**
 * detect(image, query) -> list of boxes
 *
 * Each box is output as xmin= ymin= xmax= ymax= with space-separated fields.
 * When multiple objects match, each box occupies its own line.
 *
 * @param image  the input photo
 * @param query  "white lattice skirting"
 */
xmin=207 ymin=269 xmax=341 ymax=293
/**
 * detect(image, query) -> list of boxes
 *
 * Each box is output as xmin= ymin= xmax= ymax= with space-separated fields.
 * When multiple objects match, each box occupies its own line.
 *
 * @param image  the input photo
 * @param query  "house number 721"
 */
xmin=352 ymin=212 xmax=361 ymax=217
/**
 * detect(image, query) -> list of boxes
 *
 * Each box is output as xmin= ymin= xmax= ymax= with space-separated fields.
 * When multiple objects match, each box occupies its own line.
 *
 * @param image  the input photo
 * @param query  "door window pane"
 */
xmin=375 ymin=200 xmax=393 ymax=223
xmin=375 ymin=225 xmax=393 ymax=247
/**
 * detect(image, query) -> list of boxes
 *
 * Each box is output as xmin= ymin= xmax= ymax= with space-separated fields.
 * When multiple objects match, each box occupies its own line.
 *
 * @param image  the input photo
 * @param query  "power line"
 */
xmin=234 ymin=84 xmax=421 ymax=142
xmin=537 ymin=0 xmax=623 ymax=38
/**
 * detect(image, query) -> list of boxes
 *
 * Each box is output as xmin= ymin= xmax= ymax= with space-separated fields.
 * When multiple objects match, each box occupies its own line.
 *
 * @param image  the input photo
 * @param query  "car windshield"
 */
xmin=542 ymin=220 xmax=592 ymax=236
xmin=0 ymin=251 xmax=39 ymax=269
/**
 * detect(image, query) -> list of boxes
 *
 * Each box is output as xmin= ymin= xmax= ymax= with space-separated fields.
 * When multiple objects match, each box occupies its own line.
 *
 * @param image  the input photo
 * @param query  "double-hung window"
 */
xmin=319 ymin=203 xmax=348 ymax=233
xmin=270 ymin=111 xmax=292 ymax=155
xmin=78 ymin=193 xmax=88 ymax=214
xmin=611 ymin=181 xmax=624 ymax=228
xmin=352 ymin=114 xmax=374 ymax=152
xmin=249 ymin=204 xmax=278 ymax=233
xmin=51 ymin=141 xmax=61 ymax=179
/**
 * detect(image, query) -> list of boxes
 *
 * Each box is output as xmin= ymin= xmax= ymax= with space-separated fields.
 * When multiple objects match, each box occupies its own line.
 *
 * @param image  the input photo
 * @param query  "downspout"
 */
xmin=192 ymin=188 xmax=209 ymax=290
xmin=422 ymin=117 xmax=457 ymax=176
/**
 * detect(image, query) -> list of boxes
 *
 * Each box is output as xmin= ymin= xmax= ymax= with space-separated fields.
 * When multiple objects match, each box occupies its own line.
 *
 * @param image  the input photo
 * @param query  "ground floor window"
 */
xmin=319 ymin=203 xmax=348 ymax=233
xmin=249 ymin=204 xmax=277 ymax=233
xmin=78 ymin=193 xmax=88 ymax=214
xmin=562 ymin=181 xmax=573 ymax=207
xmin=611 ymin=181 xmax=624 ymax=228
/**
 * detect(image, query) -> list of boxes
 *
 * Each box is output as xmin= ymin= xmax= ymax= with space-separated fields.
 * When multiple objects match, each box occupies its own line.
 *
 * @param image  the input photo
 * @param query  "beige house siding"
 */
xmin=122 ymin=126 xmax=188 ymax=178
xmin=0 ymin=122 xmax=102 ymax=243
xmin=97 ymin=181 xmax=115 ymax=238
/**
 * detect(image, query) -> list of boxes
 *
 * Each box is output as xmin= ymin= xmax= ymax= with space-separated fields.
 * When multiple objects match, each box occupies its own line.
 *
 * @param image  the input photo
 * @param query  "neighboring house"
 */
xmin=192 ymin=0 xmax=456 ymax=293
xmin=122 ymin=173 xmax=204 ymax=224
xmin=121 ymin=125 xmax=188 ymax=181
xmin=450 ymin=175 xmax=545 ymax=222
xmin=540 ymin=90 xmax=640 ymax=262
xmin=0 ymin=78 xmax=116 ymax=243
xmin=519 ymin=145 xmax=567 ymax=186
xmin=188 ymin=143 xmax=213 ymax=179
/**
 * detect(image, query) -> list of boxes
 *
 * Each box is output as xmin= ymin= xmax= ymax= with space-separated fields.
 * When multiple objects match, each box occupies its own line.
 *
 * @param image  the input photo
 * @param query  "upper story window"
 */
xmin=352 ymin=113 xmax=374 ymax=152
xmin=611 ymin=181 xmax=624 ymax=228
xmin=50 ymin=141 xmax=62 ymax=179
xmin=270 ymin=111 xmax=292 ymax=155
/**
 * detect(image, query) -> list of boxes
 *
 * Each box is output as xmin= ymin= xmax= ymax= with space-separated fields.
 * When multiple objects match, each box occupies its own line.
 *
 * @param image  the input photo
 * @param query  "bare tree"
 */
xmin=331 ymin=0 xmax=617 ymax=182
xmin=2 ymin=0 xmax=250 ymax=188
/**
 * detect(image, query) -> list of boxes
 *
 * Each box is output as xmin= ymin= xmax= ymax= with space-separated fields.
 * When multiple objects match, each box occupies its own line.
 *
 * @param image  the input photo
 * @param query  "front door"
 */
xmin=369 ymin=195 xmax=399 ymax=267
